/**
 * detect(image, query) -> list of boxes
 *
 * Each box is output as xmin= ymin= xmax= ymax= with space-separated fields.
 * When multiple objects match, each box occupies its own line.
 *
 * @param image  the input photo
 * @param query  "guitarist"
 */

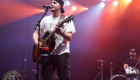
xmin=33 ymin=0 xmax=76 ymax=80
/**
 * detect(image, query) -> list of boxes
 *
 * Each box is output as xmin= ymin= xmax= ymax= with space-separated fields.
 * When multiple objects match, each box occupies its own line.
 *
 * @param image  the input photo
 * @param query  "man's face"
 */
xmin=129 ymin=52 xmax=136 ymax=58
xmin=51 ymin=1 xmax=61 ymax=13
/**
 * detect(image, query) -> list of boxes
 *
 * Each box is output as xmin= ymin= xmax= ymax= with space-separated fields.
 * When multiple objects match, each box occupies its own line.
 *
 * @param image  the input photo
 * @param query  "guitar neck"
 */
xmin=43 ymin=30 xmax=55 ymax=42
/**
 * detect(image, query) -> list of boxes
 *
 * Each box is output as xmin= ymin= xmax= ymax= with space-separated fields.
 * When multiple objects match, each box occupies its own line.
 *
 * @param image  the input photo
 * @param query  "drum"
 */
xmin=111 ymin=75 xmax=128 ymax=80
xmin=125 ymin=66 xmax=139 ymax=78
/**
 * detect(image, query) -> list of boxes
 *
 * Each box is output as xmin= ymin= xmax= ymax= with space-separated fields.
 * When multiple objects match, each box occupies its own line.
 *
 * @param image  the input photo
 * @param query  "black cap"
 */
xmin=51 ymin=0 xmax=65 ymax=13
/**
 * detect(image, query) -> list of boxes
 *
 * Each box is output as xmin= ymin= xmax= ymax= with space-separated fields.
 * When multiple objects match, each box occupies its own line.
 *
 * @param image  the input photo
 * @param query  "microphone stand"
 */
xmin=110 ymin=62 xmax=113 ymax=80
xmin=35 ymin=8 xmax=49 ymax=80
xmin=101 ymin=61 xmax=103 ymax=80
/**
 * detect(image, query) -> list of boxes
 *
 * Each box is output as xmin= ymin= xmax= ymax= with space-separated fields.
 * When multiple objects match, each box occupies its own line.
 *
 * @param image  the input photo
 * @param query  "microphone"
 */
xmin=42 ymin=5 xmax=52 ymax=9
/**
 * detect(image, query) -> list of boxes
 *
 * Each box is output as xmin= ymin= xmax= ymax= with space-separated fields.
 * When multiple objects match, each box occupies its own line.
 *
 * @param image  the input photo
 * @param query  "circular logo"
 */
xmin=2 ymin=70 xmax=23 ymax=80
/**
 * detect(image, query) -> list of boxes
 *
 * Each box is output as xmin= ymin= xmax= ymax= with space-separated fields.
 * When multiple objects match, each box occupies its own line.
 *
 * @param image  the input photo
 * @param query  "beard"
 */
xmin=130 ymin=55 xmax=136 ymax=59
xmin=51 ymin=7 xmax=60 ymax=13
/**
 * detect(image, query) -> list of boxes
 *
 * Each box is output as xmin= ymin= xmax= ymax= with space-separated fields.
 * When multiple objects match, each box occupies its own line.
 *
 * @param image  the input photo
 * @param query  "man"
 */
xmin=33 ymin=0 xmax=76 ymax=80
xmin=124 ymin=49 xmax=137 ymax=69
xmin=123 ymin=49 xmax=140 ymax=80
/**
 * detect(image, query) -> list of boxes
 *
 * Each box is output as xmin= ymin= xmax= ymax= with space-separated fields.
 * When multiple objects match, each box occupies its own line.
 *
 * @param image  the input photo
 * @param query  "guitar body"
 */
xmin=32 ymin=32 xmax=55 ymax=64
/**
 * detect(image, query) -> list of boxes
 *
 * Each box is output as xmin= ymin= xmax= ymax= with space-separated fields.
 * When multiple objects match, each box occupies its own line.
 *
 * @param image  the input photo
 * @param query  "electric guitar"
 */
xmin=32 ymin=14 xmax=74 ymax=64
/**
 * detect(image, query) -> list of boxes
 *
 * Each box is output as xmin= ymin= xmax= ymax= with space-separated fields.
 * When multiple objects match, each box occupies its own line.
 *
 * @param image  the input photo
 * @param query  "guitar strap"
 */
xmin=58 ymin=14 xmax=65 ymax=26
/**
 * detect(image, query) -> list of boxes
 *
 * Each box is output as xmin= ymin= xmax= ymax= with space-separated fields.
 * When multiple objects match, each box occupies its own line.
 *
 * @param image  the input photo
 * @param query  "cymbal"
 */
xmin=96 ymin=60 xmax=106 ymax=62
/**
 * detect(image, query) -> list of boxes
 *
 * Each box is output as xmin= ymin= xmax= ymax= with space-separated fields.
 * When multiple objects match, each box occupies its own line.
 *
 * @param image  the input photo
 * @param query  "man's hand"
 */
xmin=54 ymin=25 xmax=72 ymax=41
xmin=124 ymin=64 xmax=128 ymax=70
xmin=34 ymin=39 xmax=42 ymax=47
xmin=55 ymin=26 xmax=63 ymax=35
xmin=33 ymin=31 xmax=43 ymax=47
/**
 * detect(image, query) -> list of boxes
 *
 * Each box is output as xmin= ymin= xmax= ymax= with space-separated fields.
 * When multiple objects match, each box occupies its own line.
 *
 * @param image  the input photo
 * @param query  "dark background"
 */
xmin=0 ymin=0 xmax=140 ymax=80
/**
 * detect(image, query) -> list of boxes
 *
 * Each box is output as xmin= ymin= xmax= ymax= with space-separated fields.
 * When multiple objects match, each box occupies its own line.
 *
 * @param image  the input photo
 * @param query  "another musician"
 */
xmin=33 ymin=0 xmax=76 ymax=80
xmin=123 ymin=49 xmax=138 ymax=69
xmin=123 ymin=48 xmax=140 ymax=80
xmin=124 ymin=49 xmax=137 ymax=69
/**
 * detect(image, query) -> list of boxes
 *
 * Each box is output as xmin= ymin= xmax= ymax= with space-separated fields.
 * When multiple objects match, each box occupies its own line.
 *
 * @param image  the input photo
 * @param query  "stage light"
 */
xmin=100 ymin=2 xmax=105 ymax=7
xmin=127 ymin=0 xmax=131 ymax=2
xmin=0 ymin=1 xmax=44 ymax=26
xmin=72 ymin=6 xmax=77 ymax=11
xmin=41 ymin=10 xmax=45 ymax=12
xmin=113 ymin=1 xmax=118 ymax=6
xmin=102 ymin=0 xmax=111 ymax=1
xmin=65 ymin=1 xmax=70 ymax=6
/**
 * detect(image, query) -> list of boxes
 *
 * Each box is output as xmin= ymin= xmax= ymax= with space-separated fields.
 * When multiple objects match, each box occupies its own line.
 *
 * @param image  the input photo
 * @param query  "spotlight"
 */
xmin=113 ymin=1 xmax=118 ymax=6
xmin=100 ymin=2 xmax=105 ymax=7
xmin=64 ymin=1 xmax=70 ymax=6
xmin=66 ymin=1 xmax=70 ymax=5
xmin=72 ymin=6 xmax=77 ymax=11
xmin=127 ymin=0 xmax=131 ymax=2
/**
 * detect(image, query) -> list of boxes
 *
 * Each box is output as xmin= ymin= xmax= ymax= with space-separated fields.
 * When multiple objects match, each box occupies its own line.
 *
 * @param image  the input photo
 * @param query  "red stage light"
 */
xmin=0 ymin=1 xmax=44 ymax=26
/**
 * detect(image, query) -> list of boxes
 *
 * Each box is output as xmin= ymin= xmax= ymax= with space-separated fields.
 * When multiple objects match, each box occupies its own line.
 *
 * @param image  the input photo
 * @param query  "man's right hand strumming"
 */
xmin=33 ymin=31 xmax=42 ymax=47
xmin=34 ymin=39 xmax=42 ymax=47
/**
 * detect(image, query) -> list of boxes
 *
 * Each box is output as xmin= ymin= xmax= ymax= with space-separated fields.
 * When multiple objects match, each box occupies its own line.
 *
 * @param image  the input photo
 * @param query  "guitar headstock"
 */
xmin=63 ymin=14 xmax=74 ymax=23
xmin=59 ymin=14 xmax=74 ymax=28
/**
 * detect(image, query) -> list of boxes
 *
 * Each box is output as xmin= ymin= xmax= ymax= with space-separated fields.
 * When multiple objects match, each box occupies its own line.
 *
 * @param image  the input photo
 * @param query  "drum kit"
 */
xmin=95 ymin=60 xmax=140 ymax=80
xmin=125 ymin=66 xmax=139 ymax=79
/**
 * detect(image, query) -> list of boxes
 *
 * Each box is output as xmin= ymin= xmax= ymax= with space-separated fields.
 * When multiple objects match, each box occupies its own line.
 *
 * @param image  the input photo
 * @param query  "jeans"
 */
xmin=42 ymin=53 xmax=70 ymax=80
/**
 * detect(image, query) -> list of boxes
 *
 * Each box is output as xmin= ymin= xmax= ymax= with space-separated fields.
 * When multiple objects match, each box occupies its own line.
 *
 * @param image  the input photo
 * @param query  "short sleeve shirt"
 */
xmin=36 ymin=15 xmax=76 ymax=55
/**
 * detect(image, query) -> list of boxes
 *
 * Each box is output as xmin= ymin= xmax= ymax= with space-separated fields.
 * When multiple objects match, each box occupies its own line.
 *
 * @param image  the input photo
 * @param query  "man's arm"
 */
xmin=33 ymin=31 xmax=42 ymax=46
xmin=61 ymin=32 xmax=72 ymax=41
xmin=124 ymin=64 xmax=128 ymax=70
xmin=55 ymin=27 xmax=72 ymax=41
